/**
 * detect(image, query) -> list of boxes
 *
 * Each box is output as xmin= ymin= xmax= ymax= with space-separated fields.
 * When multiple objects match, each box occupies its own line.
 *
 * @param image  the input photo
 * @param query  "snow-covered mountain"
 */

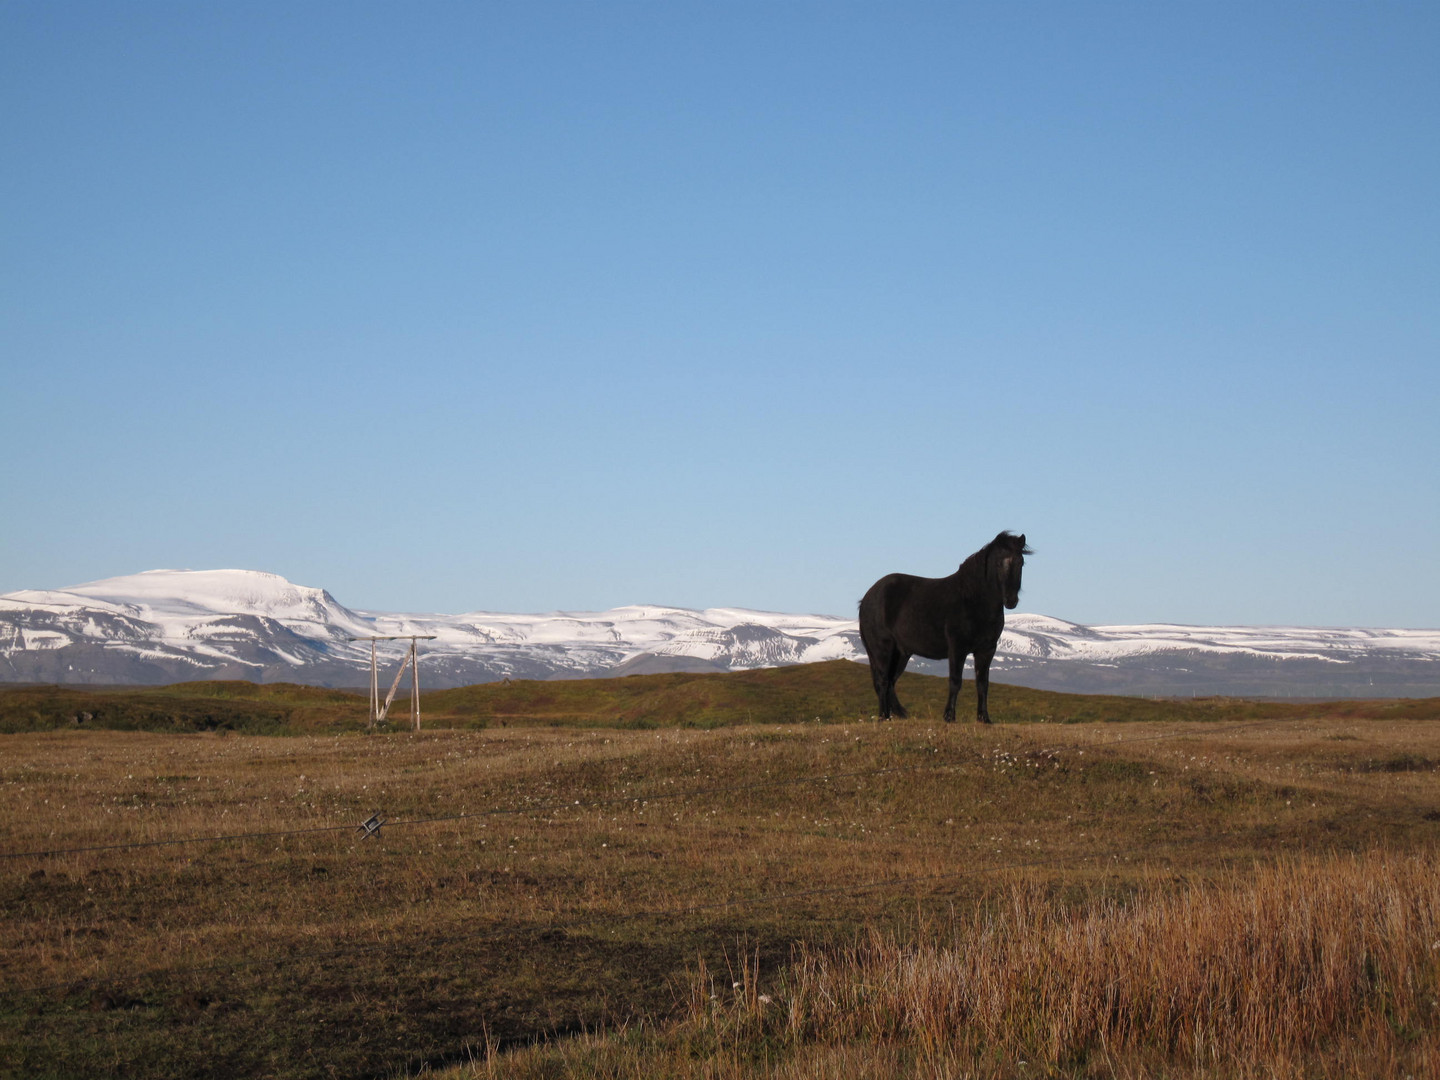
xmin=0 ymin=570 xmax=862 ymax=688
xmin=2 ymin=569 xmax=1439 ymax=697
xmin=993 ymin=614 xmax=1440 ymax=697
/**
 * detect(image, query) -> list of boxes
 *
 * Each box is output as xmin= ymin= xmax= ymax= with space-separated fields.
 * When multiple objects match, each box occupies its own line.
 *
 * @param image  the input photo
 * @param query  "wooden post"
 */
xmin=347 ymin=635 xmax=437 ymax=733
xmin=369 ymin=640 xmax=379 ymax=732
xmin=411 ymin=640 xmax=421 ymax=731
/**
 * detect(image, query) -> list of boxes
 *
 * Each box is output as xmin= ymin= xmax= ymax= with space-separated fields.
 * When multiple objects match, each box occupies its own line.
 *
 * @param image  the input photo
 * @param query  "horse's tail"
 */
xmin=857 ymin=614 xmax=873 ymax=663
xmin=857 ymin=590 xmax=879 ymax=662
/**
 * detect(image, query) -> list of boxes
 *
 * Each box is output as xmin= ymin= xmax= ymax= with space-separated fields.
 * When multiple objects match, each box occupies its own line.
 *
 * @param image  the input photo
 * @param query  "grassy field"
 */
xmin=5 ymin=660 xmax=1438 ymax=734
xmin=2 ymin=665 xmax=1439 ymax=1078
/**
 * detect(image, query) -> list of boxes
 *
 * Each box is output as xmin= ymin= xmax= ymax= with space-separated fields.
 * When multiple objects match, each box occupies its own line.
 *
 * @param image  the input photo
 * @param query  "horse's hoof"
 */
xmin=977 ymin=716 xmax=992 ymax=725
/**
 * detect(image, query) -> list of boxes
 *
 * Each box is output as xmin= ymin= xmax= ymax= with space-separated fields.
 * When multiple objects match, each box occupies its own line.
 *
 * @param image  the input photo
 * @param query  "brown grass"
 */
xmin=3 ymin=695 xmax=1440 ymax=1078
xmin=683 ymin=850 xmax=1440 ymax=1076
xmin=454 ymin=850 xmax=1440 ymax=1078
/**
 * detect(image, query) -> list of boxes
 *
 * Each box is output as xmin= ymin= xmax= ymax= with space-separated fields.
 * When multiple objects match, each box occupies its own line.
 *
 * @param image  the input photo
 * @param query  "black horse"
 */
xmin=859 ymin=531 xmax=1031 ymax=724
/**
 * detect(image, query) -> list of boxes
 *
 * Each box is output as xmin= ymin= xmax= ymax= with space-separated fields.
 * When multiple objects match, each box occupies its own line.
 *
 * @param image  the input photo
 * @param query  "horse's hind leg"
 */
xmin=886 ymin=650 xmax=910 ymax=719
xmin=865 ymin=638 xmax=894 ymax=719
xmin=867 ymin=657 xmax=891 ymax=719
xmin=887 ymin=687 xmax=909 ymax=719
xmin=866 ymin=639 xmax=908 ymax=720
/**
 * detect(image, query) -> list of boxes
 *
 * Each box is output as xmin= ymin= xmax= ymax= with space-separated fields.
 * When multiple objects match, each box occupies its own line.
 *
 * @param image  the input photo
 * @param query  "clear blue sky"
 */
xmin=3 ymin=2 xmax=1437 ymax=627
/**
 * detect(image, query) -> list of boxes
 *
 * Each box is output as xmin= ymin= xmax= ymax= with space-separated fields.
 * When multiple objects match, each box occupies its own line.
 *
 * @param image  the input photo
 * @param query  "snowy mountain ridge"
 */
xmin=3 ymin=569 xmax=1439 ymax=697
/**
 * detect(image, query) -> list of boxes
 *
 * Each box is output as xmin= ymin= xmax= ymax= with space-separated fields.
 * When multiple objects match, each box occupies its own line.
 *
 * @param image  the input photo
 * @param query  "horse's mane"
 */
xmin=956 ymin=531 xmax=1031 ymax=585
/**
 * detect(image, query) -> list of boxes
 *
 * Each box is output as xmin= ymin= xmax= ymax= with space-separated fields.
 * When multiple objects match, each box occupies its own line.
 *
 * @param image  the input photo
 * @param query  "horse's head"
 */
xmin=990 ymin=531 xmax=1031 ymax=609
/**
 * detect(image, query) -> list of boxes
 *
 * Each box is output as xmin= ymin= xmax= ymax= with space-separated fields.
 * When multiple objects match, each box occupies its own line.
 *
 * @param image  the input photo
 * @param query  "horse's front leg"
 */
xmin=944 ymin=646 xmax=967 ymax=723
xmin=973 ymin=647 xmax=995 ymax=724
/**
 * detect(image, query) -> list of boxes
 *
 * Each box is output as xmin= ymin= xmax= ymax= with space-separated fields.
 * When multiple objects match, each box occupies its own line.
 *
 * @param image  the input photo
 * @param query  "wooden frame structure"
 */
xmin=347 ymin=635 xmax=438 ymax=731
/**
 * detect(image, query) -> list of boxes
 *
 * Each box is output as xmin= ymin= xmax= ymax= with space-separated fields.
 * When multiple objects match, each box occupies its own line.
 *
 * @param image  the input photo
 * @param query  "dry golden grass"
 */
xmin=454 ymin=849 xmax=1440 ymax=1079
xmin=679 ymin=850 xmax=1440 ymax=1076
xmin=3 ymin=706 xmax=1439 ymax=1078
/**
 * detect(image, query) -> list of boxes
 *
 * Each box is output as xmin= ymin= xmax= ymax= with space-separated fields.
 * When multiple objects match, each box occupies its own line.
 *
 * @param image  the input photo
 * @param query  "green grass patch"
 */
xmin=7 ymin=661 xmax=1436 ymax=737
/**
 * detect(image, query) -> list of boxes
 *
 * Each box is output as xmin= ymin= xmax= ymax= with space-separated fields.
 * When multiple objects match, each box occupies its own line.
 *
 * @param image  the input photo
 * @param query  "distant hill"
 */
xmin=3 ymin=660 xmax=1437 ymax=736
xmin=3 ymin=568 xmax=1439 ymax=696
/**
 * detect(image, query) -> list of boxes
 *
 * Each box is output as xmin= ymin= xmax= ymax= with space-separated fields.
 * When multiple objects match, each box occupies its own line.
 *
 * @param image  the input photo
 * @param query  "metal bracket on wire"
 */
xmin=357 ymin=814 xmax=386 ymax=839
